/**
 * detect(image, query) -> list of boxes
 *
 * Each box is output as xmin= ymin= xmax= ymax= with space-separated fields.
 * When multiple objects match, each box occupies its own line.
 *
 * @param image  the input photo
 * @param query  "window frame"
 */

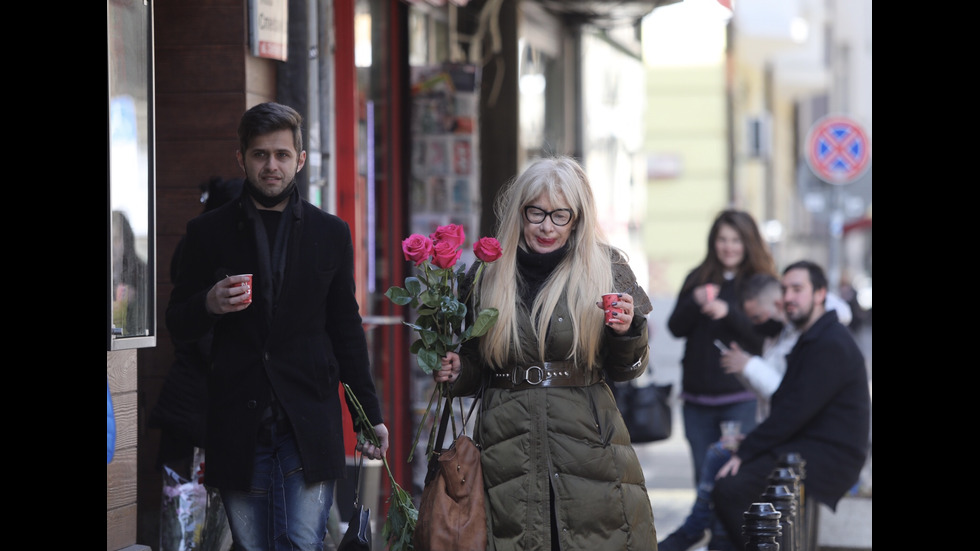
xmin=107 ymin=0 xmax=156 ymax=351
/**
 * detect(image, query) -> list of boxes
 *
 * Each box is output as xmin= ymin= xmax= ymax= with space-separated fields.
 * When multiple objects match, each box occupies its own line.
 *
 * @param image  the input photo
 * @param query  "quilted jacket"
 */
xmin=453 ymin=260 xmax=658 ymax=551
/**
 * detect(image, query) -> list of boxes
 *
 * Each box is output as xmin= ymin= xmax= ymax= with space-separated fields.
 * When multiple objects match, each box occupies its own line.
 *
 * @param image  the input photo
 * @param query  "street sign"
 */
xmin=805 ymin=116 xmax=871 ymax=185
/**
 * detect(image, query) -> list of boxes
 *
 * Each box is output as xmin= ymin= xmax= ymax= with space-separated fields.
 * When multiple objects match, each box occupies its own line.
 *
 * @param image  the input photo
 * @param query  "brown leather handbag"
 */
xmin=413 ymin=398 xmax=487 ymax=551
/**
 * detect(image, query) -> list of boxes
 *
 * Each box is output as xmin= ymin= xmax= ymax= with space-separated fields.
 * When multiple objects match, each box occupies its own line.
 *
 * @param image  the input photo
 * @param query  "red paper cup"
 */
xmin=233 ymin=274 xmax=253 ymax=305
xmin=602 ymin=293 xmax=622 ymax=324
xmin=705 ymin=283 xmax=718 ymax=302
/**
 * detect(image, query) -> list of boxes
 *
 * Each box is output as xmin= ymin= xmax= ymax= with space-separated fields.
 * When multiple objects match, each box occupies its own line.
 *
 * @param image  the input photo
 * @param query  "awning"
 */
xmin=534 ymin=0 xmax=684 ymax=27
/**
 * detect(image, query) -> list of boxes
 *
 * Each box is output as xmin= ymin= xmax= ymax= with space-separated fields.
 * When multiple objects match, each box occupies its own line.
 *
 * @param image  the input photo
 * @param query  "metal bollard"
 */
xmin=761 ymin=484 xmax=796 ymax=551
xmin=768 ymin=467 xmax=800 ymax=551
xmin=779 ymin=453 xmax=815 ymax=551
xmin=742 ymin=502 xmax=782 ymax=551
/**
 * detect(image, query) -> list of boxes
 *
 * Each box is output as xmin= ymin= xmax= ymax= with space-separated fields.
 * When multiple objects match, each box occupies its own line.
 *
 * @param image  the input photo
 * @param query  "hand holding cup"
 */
xmin=599 ymin=292 xmax=636 ymax=335
xmin=720 ymin=420 xmax=743 ymax=451
xmin=206 ymin=273 xmax=253 ymax=315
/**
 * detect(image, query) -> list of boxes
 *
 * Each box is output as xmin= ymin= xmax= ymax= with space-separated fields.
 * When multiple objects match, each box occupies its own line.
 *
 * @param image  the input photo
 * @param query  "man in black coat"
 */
xmin=166 ymin=102 xmax=389 ymax=550
xmin=712 ymin=260 xmax=871 ymax=551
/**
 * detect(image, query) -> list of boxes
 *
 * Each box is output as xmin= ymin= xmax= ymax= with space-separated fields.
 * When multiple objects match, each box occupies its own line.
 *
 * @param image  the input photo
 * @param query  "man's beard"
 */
xmin=788 ymin=302 xmax=814 ymax=330
xmin=244 ymin=175 xmax=295 ymax=208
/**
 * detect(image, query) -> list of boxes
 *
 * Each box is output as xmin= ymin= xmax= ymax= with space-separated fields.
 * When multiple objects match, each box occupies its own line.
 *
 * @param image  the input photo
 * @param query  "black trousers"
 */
xmin=711 ymin=453 xmax=779 ymax=551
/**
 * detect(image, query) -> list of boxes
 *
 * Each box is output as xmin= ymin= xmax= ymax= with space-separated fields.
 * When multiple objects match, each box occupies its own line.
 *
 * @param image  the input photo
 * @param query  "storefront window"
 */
xmin=518 ymin=4 xmax=569 ymax=166
xmin=108 ymin=0 xmax=155 ymax=349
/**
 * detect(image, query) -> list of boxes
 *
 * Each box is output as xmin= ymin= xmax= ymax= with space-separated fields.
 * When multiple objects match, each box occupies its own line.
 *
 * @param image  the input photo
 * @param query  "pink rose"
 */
xmin=402 ymin=234 xmax=433 ymax=266
xmin=473 ymin=237 xmax=502 ymax=263
xmin=430 ymin=224 xmax=466 ymax=249
xmin=431 ymin=240 xmax=463 ymax=269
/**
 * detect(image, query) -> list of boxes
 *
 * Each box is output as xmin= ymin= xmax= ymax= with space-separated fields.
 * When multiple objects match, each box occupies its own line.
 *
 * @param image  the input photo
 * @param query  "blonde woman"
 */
xmin=437 ymin=156 xmax=657 ymax=550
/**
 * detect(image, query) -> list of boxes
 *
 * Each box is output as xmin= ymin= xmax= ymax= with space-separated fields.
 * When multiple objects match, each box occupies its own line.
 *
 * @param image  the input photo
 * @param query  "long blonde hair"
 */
xmin=476 ymin=156 xmax=613 ymax=370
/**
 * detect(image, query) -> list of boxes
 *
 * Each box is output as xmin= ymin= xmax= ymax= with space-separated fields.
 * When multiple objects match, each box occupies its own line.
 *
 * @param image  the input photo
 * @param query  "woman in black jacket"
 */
xmin=667 ymin=210 xmax=777 ymax=489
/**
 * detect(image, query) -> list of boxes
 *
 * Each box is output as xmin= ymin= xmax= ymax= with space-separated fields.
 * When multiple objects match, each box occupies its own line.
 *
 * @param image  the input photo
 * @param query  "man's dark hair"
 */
xmin=741 ymin=272 xmax=781 ymax=304
xmin=237 ymin=102 xmax=303 ymax=154
xmin=783 ymin=260 xmax=828 ymax=291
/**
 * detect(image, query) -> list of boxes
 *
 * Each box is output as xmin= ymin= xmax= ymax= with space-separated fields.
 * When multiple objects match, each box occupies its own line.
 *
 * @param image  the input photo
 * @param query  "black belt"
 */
xmin=489 ymin=361 xmax=603 ymax=390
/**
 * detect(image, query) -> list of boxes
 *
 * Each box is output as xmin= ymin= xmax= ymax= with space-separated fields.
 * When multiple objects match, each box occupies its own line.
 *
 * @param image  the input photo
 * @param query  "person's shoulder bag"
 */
xmin=413 ymin=393 xmax=487 ymax=551
xmin=611 ymin=369 xmax=673 ymax=444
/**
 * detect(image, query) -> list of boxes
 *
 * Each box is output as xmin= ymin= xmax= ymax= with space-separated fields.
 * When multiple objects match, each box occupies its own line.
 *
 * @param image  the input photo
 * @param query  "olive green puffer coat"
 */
xmin=453 ymin=262 xmax=658 ymax=551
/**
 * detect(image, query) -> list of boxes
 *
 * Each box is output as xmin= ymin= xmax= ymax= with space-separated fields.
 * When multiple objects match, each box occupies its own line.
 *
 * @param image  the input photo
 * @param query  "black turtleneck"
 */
xmin=516 ymin=244 xmax=569 ymax=302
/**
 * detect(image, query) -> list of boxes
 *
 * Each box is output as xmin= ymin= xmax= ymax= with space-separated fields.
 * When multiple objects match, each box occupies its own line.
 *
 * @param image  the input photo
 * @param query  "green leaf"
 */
xmin=409 ymin=338 xmax=424 ymax=354
xmin=442 ymin=298 xmax=465 ymax=318
xmin=419 ymin=289 xmax=441 ymax=308
xmin=404 ymin=276 xmax=422 ymax=296
xmin=384 ymin=286 xmax=413 ymax=306
xmin=420 ymin=329 xmax=439 ymax=347
xmin=417 ymin=347 xmax=439 ymax=374
xmin=438 ymin=332 xmax=455 ymax=348
xmin=470 ymin=307 xmax=499 ymax=337
xmin=416 ymin=305 xmax=438 ymax=317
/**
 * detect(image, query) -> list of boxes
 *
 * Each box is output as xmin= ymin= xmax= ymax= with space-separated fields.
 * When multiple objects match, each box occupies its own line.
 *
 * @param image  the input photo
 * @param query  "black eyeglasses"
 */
xmin=524 ymin=206 xmax=573 ymax=226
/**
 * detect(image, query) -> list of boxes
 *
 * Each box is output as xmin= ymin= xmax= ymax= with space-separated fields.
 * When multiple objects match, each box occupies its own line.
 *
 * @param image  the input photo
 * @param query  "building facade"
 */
xmin=107 ymin=1 xmax=675 ymax=549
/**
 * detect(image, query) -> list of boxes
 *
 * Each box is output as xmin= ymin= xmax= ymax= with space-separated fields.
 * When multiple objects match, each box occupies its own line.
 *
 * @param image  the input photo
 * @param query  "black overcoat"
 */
xmin=166 ymin=191 xmax=384 ymax=491
xmin=736 ymin=310 xmax=871 ymax=508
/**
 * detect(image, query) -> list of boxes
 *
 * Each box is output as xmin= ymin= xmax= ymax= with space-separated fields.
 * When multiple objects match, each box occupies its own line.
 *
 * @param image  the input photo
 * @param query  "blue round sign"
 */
xmin=805 ymin=116 xmax=871 ymax=185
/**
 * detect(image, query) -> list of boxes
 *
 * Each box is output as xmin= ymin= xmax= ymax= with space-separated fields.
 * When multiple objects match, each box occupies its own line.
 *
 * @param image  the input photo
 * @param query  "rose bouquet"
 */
xmin=385 ymin=225 xmax=502 ymax=458
xmin=387 ymin=224 xmax=502 ymax=376
xmin=344 ymin=224 xmax=501 ymax=550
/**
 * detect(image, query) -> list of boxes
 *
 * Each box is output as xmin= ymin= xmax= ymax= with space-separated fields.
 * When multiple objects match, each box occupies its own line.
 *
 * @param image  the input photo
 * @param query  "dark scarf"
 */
xmin=516 ymin=244 xmax=570 ymax=303
xmin=244 ymin=177 xmax=297 ymax=209
xmin=242 ymin=187 xmax=299 ymax=428
xmin=243 ymin=186 xmax=299 ymax=314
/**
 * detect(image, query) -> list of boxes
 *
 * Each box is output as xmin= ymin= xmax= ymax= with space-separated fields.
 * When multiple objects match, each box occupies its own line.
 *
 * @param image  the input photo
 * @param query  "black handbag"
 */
xmin=613 ymin=379 xmax=673 ymax=444
xmin=337 ymin=453 xmax=373 ymax=551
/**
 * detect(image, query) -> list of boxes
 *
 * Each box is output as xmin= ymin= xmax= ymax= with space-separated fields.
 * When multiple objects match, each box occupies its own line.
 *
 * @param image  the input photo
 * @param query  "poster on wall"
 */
xmin=410 ymin=63 xmax=481 ymax=261
xmin=248 ymin=0 xmax=288 ymax=61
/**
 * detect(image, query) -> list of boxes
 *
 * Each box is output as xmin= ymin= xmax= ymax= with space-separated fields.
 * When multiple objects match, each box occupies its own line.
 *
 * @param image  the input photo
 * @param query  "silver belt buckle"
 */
xmin=524 ymin=365 xmax=544 ymax=385
xmin=511 ymin=365 xmax=544 ymax=386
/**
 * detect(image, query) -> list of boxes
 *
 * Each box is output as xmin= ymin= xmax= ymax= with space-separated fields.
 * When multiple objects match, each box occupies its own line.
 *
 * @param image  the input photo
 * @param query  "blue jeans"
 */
xmin=682 ymin=400 xmax=757 ymax=486
xmin=672 ymin=442 xmax=733 ymax=539
xmin=220 ymin=424 xmax=335 ymax=551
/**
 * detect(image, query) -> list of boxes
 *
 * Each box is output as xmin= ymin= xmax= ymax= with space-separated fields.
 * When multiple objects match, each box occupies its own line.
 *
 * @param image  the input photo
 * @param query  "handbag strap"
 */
xmin=351 ymin=451 xmax=364 ymax=506
xmin=433 ymin=400 xmax=454 ymax=455
xmin=433 ymin=386 xmax=483 ymax=455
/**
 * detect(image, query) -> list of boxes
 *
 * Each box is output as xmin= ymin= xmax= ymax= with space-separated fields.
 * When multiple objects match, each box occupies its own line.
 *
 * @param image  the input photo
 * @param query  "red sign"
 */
xmin=805 ymin=116 xmax=871 ymax=185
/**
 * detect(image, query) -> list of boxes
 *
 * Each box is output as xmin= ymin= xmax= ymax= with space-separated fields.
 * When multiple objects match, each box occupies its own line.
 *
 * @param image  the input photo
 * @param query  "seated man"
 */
xmin=711 ymin=261 xmax=871 ymax=551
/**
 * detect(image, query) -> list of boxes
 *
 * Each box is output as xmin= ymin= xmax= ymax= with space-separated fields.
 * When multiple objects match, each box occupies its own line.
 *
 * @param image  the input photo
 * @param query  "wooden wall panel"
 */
xmin=153 ymin=1 xmax=245 ymax=49
xmin=107 ymin=446 xmax=138 ymax=509
xmin=107 ymin=503 xmax=137 ymax=551
xmin=155 ymin=45 xmax=246 ymax=93
xmin=108 ymin=349 xmax=138 ymax=550
xmin=156 ymin=95 xmax=250 ymax=142
xmin=155 ymin=139 xmax=242 ymax=201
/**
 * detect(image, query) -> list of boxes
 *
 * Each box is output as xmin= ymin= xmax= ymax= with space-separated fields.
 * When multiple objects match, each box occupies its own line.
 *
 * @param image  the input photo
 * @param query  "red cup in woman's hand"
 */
xmin=602 ymin=293 xmax=623 ymax=324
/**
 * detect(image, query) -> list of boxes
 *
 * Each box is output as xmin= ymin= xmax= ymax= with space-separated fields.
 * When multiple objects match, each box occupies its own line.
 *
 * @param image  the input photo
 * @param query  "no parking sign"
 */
xmin=805 ymin=116 xmax=871 ymax=185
